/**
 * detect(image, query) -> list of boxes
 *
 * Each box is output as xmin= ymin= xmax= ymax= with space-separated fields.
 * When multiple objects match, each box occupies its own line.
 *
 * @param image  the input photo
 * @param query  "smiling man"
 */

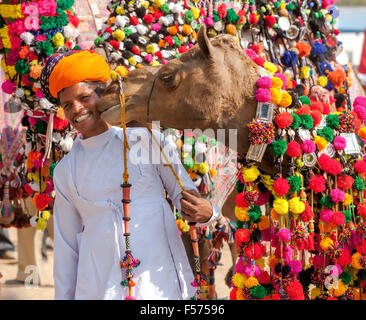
xmin=40 ymin=50 xmax=219 ymax=300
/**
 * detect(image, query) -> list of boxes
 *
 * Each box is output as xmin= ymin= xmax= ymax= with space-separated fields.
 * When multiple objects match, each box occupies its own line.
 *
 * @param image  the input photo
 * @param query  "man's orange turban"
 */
xmin=40 ymin=50 xmax=110 ymax=104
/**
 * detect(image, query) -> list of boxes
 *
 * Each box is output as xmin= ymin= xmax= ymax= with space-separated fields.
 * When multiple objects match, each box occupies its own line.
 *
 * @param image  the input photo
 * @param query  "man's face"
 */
xmin=59 ymin=82 xmax=107 ymax=138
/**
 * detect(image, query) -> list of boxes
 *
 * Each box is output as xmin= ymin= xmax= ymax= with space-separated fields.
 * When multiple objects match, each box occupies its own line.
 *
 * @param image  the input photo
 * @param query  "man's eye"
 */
xmin=81 ymin=95 xmax=90 ymax=100
xmin=63 ymin=104 xmax=70 ymax=111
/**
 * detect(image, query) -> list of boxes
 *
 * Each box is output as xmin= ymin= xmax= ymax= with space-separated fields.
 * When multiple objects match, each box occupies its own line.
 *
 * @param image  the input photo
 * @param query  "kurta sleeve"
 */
xmin=53 ymin=161 xmax=83 ymax=300
xmin=151 ymin=130 xmax=216 ymax=226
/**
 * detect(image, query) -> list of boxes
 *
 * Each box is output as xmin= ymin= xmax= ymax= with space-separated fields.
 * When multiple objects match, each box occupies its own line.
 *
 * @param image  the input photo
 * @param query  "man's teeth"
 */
xmin=75 ymin=114 xmax=90 ymax=123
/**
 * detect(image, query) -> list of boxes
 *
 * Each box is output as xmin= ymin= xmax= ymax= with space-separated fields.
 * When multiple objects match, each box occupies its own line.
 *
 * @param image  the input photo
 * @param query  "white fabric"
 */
xmin=53 ymin=126 xmax=209 ymax=300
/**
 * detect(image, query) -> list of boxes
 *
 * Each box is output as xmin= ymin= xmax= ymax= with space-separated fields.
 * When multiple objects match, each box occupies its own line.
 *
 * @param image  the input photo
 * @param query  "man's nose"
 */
xmin=70 ymin=100 xmax=84 ymax=114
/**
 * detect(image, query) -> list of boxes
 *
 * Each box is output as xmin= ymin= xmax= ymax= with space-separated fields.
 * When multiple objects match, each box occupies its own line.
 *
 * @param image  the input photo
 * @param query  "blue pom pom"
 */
xmin=320 ymin=62 xmax=333 ymax=74
xmin=325 ymin=81 xmax=334 ymax=91
xmin=311 ymin=42 xmax=327 ymax=56
xmin=280 ymin=50 xmax=298 ymax=68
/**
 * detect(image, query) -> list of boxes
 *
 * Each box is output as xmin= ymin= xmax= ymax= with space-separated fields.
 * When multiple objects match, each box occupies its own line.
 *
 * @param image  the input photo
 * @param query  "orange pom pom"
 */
xmin=328 ymin=69 xmax=346 ymax=88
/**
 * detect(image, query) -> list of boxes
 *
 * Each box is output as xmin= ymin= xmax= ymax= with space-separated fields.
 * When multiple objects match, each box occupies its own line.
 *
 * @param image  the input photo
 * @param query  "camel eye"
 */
xmin=160 ymin=74 xmax=174 ymax=84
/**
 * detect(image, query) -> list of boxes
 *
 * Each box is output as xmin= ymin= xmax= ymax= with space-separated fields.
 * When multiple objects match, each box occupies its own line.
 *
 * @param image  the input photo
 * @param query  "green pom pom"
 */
xmin=299 ymin=96 xmax=311 ymax=105
xmin=287 ymin=2 xmax=295 ymax=10
xmin=57 ymin=0 xmax=74 ymax=13
xmin=213 ymin=10 xmax=220 ymax=22
xmin=94 ymin=36 xmax=104 ymax=46
xmin=184 ymin=10 xmax=194 ymax=23
xmin=15 ymin=59 xmax=29 ymax=75
xmin=40 ymin=12 xmax=68 ymax=31
xmin=34 ymin=120 xmax=48 ymax=135
xmin=226 ymin=8 xmax=240 ymax=23
xmin=183 ymin=157 xmax=194 ymax=169
xmin=250 ymin=285 xmax=267 ymax=299
xmin=326 ymin=114 xmax=339 ymax=129
xmin=270 ymin=139 xmax=287 ymax=157
xmin=184 ymin=137 xmax=195 ymax=145
xmin=124 ymin=27 xmax=132 ymax=36
xmin=287 ymin=175 xmax=302 ymax=193
xmin=73 ymin=45 xmax=82 ymax=50
xmin=354 ymin=176 xmax=365 ymax=191
xmin=320 ymin=194 xmax=334 ymax=208
xmin=236 ymin=180 xmax=244 ymax=193
xmin=209 ymin=138 xmax=217 ymax=146
xmin=339 ymin=271 xmax=352 ymax=285
xmin=36 ymin=41 xmax=54 ymax=56
xmin=49 ymin=163 xmax=57 ymax=178
xmin=161 ymin=3 xmax=170 ymax=13
xmin=343 ymin=210 xmax=352 ymax=223
xmin=317 ymin=126 xmax=334 ymax=142
xmin=173 ymin=35 xmax=182 ymax=47
xmin=290 ymin=114 xmax=302 ymax=130
xmin=300 ymin=114 xmax=314 ymax=129
xmin=248 ymin=205 xmax=261 ymax=223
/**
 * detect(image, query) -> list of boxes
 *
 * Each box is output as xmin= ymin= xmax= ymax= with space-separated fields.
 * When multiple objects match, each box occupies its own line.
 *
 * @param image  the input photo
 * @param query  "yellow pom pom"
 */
xmin=242 ymin=166 xmax=260 ymax=183
xmin=358 ymin=127 xmax=366 ymax=140
xmin=280 ymin=2 xmax=286 ymax=9
xmin=273 ymin=198 xmax=288 ymax=215
xmin=116 ymin=6 xmax=125 ymax=15
xmin=235 ymin=206 xmax=249 ymax=222
xmin=232 ymin=273 xmax=247 ymax=289
xmin=42 ymin=211 xmax=51 ymax=221
xmin=256 ymin=257 xmax=265 ymax=269
xmin=146 ymin=44 xmax=156 ymax=54
xmin=182 ymin=24 xmax=192 ymax=35
xmin=37 ymin=218 xmax=47 ymax=231
xmin=115 ymin=66 xmax=129 ymax=77
xmin=320 ymin=237 xmax=334 ymax=251
xmin=110 ymin=70 xmax=118 ymax=81
xmin=199 ymin=163 xmax=209 ymax=174
xmin=288 ymin=197 xmax=305 ymax=214
xmin=141 ymin=1 xmax=150 ymax=9
xmin=342 ymin=193 xmax=352 ymax=206
xmin=244 ymin=276 xmax=259 ymax=288
xmin=263 ymin=61 xmax=278 ymax=74
xmin=191 ymin=8 xmax=200 ymax=19
xmin=112 ymin=29 xmax=125 ymax=41
xmin=318 ymin=75 xmax=328 ymax=87
xmin=329 ymin=280 xmax=346 ymax=297
xmin=52 ymin=32 xmax=64 ymax=48
xmin=270 ymin=87 xmax=283 ymax=105
xmin=351 ymin=252 xmax=363 ymax=269
xmin=150 ymin=61 xmax=160 ymax=67
xmin=154 ymin=0 xmax=165 ymax=7
xmin=209 ymin=168 xmax=217 ymax=178
xmin=271 ymin=76 xmax=283 ymax=89
xmin=314 ymin=135 xmax=327 ymax=151
xmin=226 ymin=24 xmax=237 ymax=35
xmin=310 ymin=287 xmax=321 ymax=299
xmin=258 ymin=215 xmax=270 ymax=230
xmin=300 ymin=66 xmax=311 ymax=79
xmin=182 ymin=222 xmax=190 ymax=233
xmin=279 ymin=91 xmax=292 ymax=108
xmin=128 ymin=56 xmax=137 ymax=66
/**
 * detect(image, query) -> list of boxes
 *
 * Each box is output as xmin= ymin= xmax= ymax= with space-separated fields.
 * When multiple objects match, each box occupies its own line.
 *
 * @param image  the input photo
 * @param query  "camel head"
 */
xmin=97 ymin=25 xmax=260 ymax=155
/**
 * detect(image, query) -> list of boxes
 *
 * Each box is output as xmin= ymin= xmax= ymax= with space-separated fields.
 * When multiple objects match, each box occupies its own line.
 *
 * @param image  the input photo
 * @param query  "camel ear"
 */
xmin=197 ymin=25 xmax=214 ymax=59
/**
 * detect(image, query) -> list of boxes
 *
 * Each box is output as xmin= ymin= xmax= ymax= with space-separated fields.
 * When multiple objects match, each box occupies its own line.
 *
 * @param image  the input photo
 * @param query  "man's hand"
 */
xmin=180 ymin=190 xmax=213 ymax=224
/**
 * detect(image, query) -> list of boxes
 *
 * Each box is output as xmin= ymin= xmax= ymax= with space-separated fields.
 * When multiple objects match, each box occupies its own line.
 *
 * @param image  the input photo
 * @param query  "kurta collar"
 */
xmin=78 ymin=127 xmax=115 ymax=149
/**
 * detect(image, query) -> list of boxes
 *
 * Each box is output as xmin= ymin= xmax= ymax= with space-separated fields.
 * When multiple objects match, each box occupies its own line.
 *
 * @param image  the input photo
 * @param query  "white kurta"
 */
xmin=53 ymin=126 xmax=212 ymax=300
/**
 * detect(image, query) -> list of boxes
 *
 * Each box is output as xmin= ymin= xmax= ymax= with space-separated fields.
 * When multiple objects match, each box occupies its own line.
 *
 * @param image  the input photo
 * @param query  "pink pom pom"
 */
xmin=354 ymin=96 xmax=366 ymax=107
xmin=235 ymin=258 xmax=246 ymax=274
xmin=255 ymin=88 xmax=271 ymax=102
xmin=286 ymin=141 xmax=301 ymax=157
xmin=262 ymin=226 xmax=275 ymax=241
xmin=332 ymin=211 xmax=345 ymax=225
xmin=273 ymin=178 xmax=290 ymax=197
xmin=43 ymin=180 xmax=53 ymax=194
xmin=245 ymin=49 xmax=257 ymax=60
xmin=151 ymin=23 xmax=162 ymax=32
xmin=204 ymin=16 xmax=214 ymax=27
xmin=284 ymin=245 xmax=294 ymax=264
xmin=333 ymin=136 xmax=346 ymax=150
xmin=144 ymin=54 xmax=153 ymax=63
xmin=320 ymin=209 xmax=333 ymax=223
xmin=289 ymin=260 xmax=302 ymax=274
xmin=35 ymin=89 xmax=44 ymax=99
xmin=354 ymin=105 xmax=366 ymax=121
xmin=274 ymin=73 xmax=286 ymax=89
xmin=330 ymin=188 xmax=345 ymax=202
xmin=243 ymin=263 xmax=261 ymax=278
xmin=125 ymin=296 xmax=136 ymax=300
xmin=301 ymin=139 xmax=316 ymax=153
xmin=256 ymin=76 xmax=272 ymax=89
xmin=277 ymin=228 xmax=291 ymax=242
xmin=2 ymin=80 xmax=16 ymax=94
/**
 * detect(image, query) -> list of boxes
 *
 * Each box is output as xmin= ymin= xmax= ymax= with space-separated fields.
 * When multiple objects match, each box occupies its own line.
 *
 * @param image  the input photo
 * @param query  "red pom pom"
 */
xmin=273 ymin=178 xmax=290 ymax=196
xmin=235 ymin=193 xmax=249 ymax=207
xmin=109 ymin=40 xmax=120 ymax=50
xmin=53 ymin=116 xmax=69 ymax=130
xmin=310 ymin=102 xmax=324 ymax=113
xmin=153 ymin=10 xmax=164 ymax=19
xmin=296 ymin=105 xmax=311 ymax=116
xmin=164 ymin=35 xmax=174 ymax=46
xmin=356 ymin=243 xmax=366 ymax=255
xmin=308 ymin=175 xmax=326 ymax=193
xmin=229 ymin=288 xmax=238 ymax=300
xmin=300 ymin=201 xmax=314 ymax=222
xmin=253 ymin=56 xmax=265 ymax=67
xmin=354 ymin=160 xmax=366 ymax=173
xmin=258 ymin=270 xmax=271 ymax=284
xmin=333 ymin=29 xmax=340 ymax=36
xmin=332 ymin=211 xmax=345 ymax=225
xmin=24 ymin=184 xmax=35 ymax=194
xmin=275 ymin=112 xmax=293 ymax=129
xmin=322 ymin=103 xmax=331 ymax=115
xmin=264 ymin=15 xmax=276 ymax=28
xmin=105 ymin=27 xmax=113 ymax=34
xmin=250 ymin=44 xmax=259 ymax=54
xmin=178 ymin=46 xmax=188 ymax=54
xmin=34 ymin=193 xmax=52 ymax=211
xmin=337 ymin=248 xmax=351 ymax=267
xmin=245 ymin=243 xmax=264 ymax=260
xmin=286 ymin=141 xmax=301 ymax=158
xmin=270 ymin=293 xmax=281 ymax=300
xmin=327 ymin=297 xmax=338 ymax=300
xmin=337 ymin=175 xmax=354 ymax=190
xmin=131 ymin=46 xmax=140 ymax=55
xmin=311 ymin=110 xmax=322 ymax=127
xmin=357 ymin=201 xmax=366 ymax=218
xmin=318 ymin=154 xmax=342 ymax=175
xmin=143 ymin=14 xmax=154 ymax=24
xmin=249 ymin=12 xmax=258 ymax=24
xmin=286 ymin=281 xmax=304 ymax=300
xmin=235 ymin=229 xmax=251 ymax=244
